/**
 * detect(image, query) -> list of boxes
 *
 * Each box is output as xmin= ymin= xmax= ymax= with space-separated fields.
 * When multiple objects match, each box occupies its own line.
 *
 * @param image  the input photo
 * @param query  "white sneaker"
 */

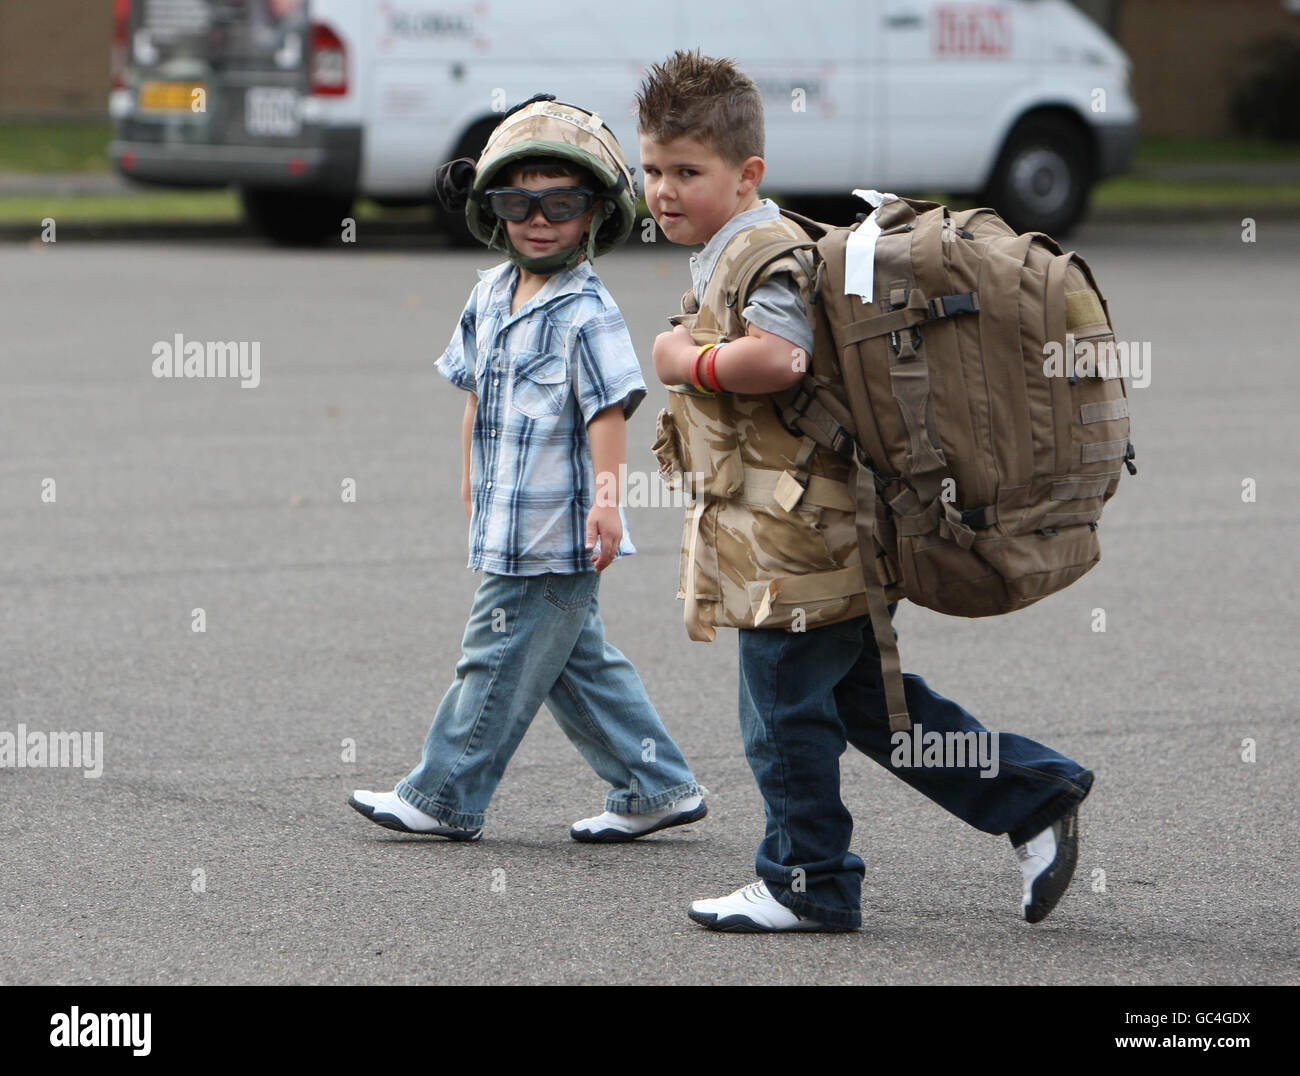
xmin=688 ymin=881 xmax=852 ymax=933
xmin=570 ymin=793 xmax=707 ymax=843
xmin=1013 ymin=806 xmax=1079 ymax=923
xmin=347 ymin=789 xmax=482 ymax=841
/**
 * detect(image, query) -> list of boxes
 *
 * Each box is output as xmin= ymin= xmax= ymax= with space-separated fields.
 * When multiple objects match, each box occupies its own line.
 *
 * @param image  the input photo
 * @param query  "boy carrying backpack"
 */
xmin=638 ymin=51 xmax=1118 ymax=931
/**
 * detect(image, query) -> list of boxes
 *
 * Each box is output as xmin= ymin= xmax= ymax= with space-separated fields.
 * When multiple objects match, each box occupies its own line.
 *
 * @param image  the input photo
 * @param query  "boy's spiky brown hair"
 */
xmin=636 ymin=50 xmax=764 ymax=165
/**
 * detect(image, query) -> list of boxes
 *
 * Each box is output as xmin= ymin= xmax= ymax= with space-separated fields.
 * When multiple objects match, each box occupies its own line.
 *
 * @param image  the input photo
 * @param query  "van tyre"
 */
xmin=983 ymin=116 xmax=1092 ymax=237
xmin=239 ymin=186 xmax=354 ymax=246
xmin=778 ymin=194 xmax=864 ymax=227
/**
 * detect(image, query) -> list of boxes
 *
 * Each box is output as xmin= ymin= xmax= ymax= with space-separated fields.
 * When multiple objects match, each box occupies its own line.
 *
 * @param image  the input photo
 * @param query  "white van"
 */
xmin=109 ymin=0 xmax=1138 ymax=242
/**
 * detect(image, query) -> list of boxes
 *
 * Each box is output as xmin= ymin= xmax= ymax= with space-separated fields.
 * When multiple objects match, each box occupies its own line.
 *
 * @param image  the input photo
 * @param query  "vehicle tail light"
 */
xmin=111 ymin=0 xmax=131 ymax=91
xmin=309 ymin=22 xmax=347 ymax=96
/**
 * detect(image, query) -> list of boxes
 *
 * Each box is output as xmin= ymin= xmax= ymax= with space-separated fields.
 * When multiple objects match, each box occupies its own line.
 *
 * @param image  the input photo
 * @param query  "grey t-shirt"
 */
xmin=687 ymin=199 xmax=815 ymax=358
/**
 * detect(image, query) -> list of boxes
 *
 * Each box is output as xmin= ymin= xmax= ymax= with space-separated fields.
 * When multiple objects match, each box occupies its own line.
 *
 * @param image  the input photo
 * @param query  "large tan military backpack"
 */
xmin=725 ymin=196 xmax=1136 ymax=730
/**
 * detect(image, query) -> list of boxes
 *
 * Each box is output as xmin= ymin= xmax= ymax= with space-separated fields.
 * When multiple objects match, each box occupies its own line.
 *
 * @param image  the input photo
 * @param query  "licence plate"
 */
xmin=245 ymin=87 xmax=300 ymax=137
xmin=138 ymin=81 xmax=206 ymax=113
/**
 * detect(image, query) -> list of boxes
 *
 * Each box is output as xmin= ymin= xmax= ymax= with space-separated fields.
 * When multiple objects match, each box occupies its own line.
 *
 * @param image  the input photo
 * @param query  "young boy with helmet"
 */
xmin=637 ymin=52 xmax=1093 ymax=930
xmin=349 ymin=95 xmax=706 ymax=843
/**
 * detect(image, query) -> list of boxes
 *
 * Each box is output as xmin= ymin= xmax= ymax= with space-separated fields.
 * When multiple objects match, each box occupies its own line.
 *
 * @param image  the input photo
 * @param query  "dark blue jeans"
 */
xmin=737 ymin=611 xmax=1094 ymax=929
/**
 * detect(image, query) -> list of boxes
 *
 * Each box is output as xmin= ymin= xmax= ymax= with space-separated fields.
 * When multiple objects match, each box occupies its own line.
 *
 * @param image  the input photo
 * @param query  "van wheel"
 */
xmin=983 ymin=117 xmax=1092 ymax=237
xmin=777 ymin=194 xmax=863 ymax=228
xmin=239 ymin=187 xmax=354 ymax=245
xmin=438 ymin=119 xmax=498 ymax=248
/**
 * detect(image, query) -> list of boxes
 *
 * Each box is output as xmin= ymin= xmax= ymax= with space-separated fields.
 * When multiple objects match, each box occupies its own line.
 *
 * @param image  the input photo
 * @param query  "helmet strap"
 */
xmin=492 ymin=202 xmax=612 ymax=274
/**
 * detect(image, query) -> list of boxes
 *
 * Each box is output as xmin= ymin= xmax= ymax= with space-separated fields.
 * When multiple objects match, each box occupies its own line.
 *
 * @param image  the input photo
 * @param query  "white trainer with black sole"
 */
xmin=570 ymin=794 xmax=707 ymax=843
xmin=688 ymin=881 xmax=853 ymax=933
xmin=348 ymin=789 xmax=482 ymax=841
xmin=1013 ymin=805 xmax=1080 ymax=923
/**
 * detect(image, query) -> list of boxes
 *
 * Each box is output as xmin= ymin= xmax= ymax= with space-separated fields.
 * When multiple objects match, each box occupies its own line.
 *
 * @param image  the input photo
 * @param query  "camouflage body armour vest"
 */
xmin=652 ymin=216 xmax=902 ymax=641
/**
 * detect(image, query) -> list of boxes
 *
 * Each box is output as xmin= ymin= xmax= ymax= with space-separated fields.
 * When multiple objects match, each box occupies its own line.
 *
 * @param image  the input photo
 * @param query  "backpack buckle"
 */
xmin=830 ymin=427 xmax=855 ymax=457
xmin=854 ymin=445 xmax=887 ymax=482
xmin=788 ymin=383 xmax=815 ymax=416
xmin=889 ymin=326 xmax=923 ymax=359
xmin=927 ymin=292 xmax=980 ymax=319
xmin=960 ymin=505 xmax=996 ymax=530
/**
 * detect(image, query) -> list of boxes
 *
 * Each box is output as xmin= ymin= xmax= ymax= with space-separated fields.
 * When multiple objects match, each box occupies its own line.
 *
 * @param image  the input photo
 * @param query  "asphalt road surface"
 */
xmin=1 ymin=217 xmax=1297 ymax=985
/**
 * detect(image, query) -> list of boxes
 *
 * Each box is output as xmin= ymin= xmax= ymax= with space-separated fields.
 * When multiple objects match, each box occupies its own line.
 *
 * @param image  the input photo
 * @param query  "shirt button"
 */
xmin=486 ymin=481 xmax=493 ymax=489
xmin=493 ymin=378 xmax=499 ymax=386
xmin=490 ymin=430 xmax=496 ymax=437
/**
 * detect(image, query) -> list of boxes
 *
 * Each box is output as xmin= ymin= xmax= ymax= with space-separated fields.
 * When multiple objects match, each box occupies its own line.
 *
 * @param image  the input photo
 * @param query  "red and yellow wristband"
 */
xmin=691 ymin=341 xmax=727 ymax=394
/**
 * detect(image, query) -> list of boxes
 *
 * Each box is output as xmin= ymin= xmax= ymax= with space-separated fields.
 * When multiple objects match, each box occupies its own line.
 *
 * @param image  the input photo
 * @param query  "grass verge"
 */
xmin=0 ymin=122 xmax=114 ymax=173
xmin=0 ymin=192 xmax=434 ymax=227
xmin=1092 ymin=176 xmax=1300 ymax=210
xmin=2 ymin=127 xmax=1299 ymax=227
xmin=0 ymin=191 xmax=239 ymax=224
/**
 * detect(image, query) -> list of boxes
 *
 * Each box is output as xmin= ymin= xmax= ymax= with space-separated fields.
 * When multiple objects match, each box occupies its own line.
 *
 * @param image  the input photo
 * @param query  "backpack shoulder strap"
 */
xmin=740 ymin=240 xmax=818 ymax=299
xmin=704 ymin=217 xmax=819 ymax=319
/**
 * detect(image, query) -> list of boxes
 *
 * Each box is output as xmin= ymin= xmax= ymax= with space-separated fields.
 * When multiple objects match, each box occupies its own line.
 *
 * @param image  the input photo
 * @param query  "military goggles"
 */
xmin=483 ymin=185 xmax=599 ymax=223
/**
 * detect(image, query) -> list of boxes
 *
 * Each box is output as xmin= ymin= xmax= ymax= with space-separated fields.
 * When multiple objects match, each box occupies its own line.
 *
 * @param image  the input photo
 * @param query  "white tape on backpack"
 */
xmin=844 ymin=189 xmax=898 ymax=304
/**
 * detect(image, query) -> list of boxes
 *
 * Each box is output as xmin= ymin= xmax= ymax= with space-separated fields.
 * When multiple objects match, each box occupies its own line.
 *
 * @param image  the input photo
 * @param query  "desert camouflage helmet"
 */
xmin=465 ymin=95 xmax=637 ymax=269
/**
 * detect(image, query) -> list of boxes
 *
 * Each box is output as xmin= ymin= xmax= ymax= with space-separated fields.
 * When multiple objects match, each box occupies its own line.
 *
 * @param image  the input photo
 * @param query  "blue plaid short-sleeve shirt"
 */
xmin=436 ymin=259 xmax=646 ymax=575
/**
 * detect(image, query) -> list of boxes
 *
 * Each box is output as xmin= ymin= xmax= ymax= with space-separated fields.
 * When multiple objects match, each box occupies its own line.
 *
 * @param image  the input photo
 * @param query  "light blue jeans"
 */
xmin=397 ymin=571 xmax=701 ymax=830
